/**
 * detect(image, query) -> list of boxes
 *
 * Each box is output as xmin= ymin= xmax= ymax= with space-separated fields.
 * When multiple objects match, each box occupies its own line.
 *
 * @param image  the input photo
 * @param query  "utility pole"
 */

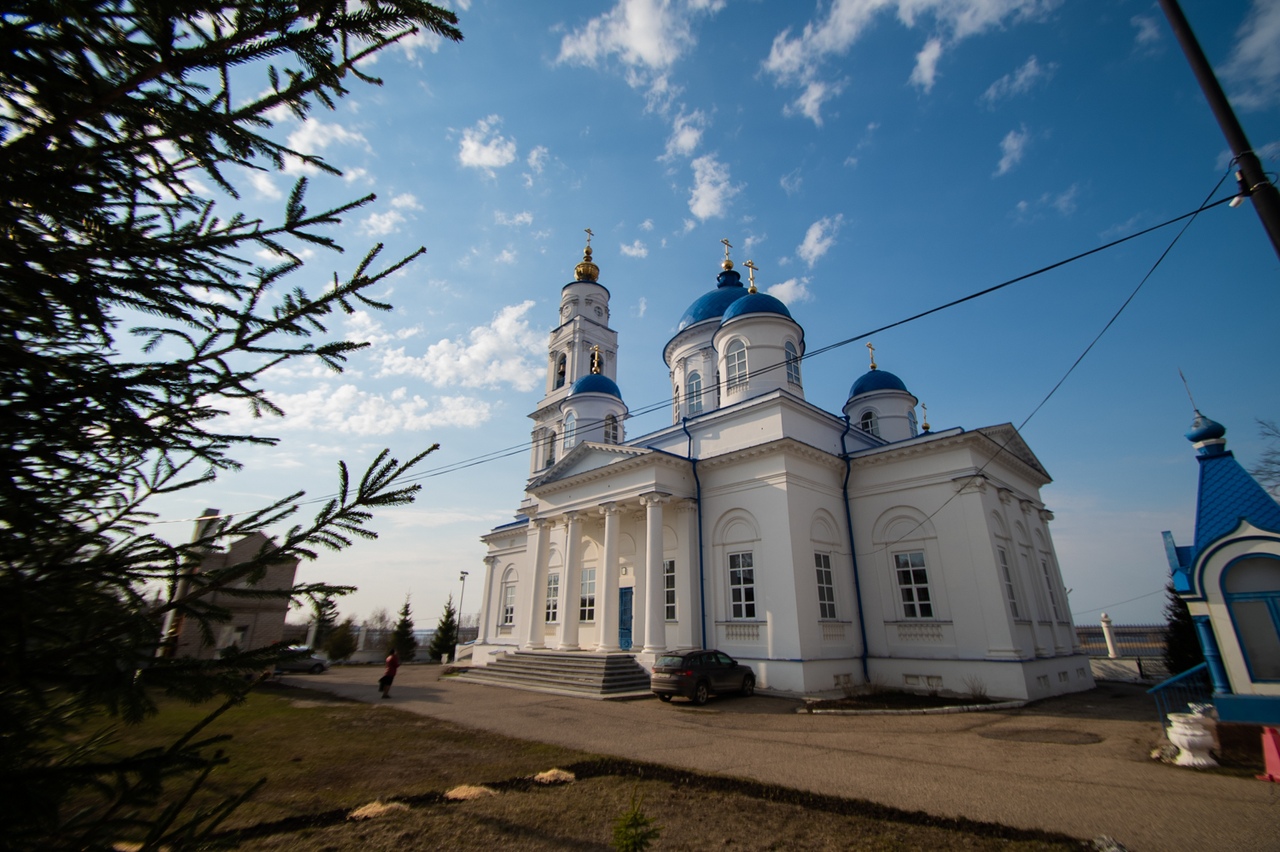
xmin=1158 ymin=0 xmax=1280 ymax=263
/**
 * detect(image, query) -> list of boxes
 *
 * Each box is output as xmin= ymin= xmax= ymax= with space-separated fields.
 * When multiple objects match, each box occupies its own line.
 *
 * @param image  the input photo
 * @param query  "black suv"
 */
xmin=650 ymin=649 xmax=755 ymax=705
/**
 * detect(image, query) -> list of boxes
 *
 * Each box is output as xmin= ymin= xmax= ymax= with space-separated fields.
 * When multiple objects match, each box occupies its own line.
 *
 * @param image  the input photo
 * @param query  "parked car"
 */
xmin=650 ymin=649 xmax=755 ymax=705
xmin=274 ymin=649 xmax=330 ymax=674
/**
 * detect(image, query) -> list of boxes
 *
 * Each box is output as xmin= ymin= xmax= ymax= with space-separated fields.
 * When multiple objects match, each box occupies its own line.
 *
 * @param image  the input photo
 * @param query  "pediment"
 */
xmin=528 ymin=442 xmax=651 ymax=489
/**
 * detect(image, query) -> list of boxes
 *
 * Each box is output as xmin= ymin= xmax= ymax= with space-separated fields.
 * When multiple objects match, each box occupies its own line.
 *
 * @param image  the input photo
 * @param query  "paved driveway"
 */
xmin=284 ymin=665 xmax=1277 ymax=852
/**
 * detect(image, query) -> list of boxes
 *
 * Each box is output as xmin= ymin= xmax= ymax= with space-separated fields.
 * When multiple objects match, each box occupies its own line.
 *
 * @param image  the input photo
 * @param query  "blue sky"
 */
xmin=155 ymin=0 xmax=1280 ymax=629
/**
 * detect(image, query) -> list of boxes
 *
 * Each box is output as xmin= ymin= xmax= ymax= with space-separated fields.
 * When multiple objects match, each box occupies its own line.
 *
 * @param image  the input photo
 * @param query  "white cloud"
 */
xmin=767 ymin=277 xmax=813 ymax=305
xmin=1012 ymin=184 xmax=1081 ymax=221
xmin=796 ymin=214 xmax=843 ymax=268
xmin=640 ymin=218 xmax=654 ymax=231
xmin=909 ymin=37 xmax=944 ymax=92
xmin=361 ymin=210 xmax=406 ymax=236
xmin=284 ymin=118 xmax=369 ymax=173
xmin=662 ymin=108 xmax=707 ymax=159
xmin=378 ymin=301 xmax=545 ymax=391
xmin=634 ymin=296 xmax=649 ymax=318
xmin=762 ymin=0 xmax=1057 ymax=124
xmin=981 ymin=55 xmax=1054 ymax=106
xmin=495 ymin=210 xmax=534 ymax=226
xmin=343 ymin=310 xmax=421 ymax=346
xmin=248 ymin=170 xmax=283 ymax=199
xmin=457 ymin=115 xmax=517 ymax=175
xmin=496 ymin=249 xmax=518 ymax=264
xmin=994 ymin=125 xmax=1029 ymax=176
xmin=556 ymin=0 xmax=723 ymax=113
xmin=1222 ymin=0 xmax=1280 ymax=110
xmin=1051 ymin=183 xmax=1079 ymax=216
xmin=780 ymin=168 xmax=803 ymax=195
xmin=742 ymin=233 xmax=766 ymax=254
xmin=219 ymin=385 xmax=492 ymax=435
xmin=620 ymin=239 xmax=649 ymax=258
xmin=391 ymin=193 xmax=423 ymax=210
xmin=687 ymin=154 xmax=740 ymax=220
xmin=526 ymin=145 xmax=549 ymax=174
xmin=681 ymin=218 xmax=697 ymax=234
xmin=1131 ymin=14 xmax=1162 ymax=48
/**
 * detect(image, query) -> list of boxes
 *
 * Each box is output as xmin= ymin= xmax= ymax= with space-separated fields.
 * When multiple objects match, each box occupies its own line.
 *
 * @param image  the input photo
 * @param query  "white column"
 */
xmin=630 ymin=507 xmax=646 ymax=650
xmin=1101 ymin=612 xmax=1119 ymax=659
xmin=559 ymin=511 xmax=584 ymax=650
xmin=596 ymin=503 xmax=622 ymax=652
xmin=478 ymin=556 xmax=498 ymax=644
xmin=524 ymin=518 xmax=552 ymax=649
xmin=642 ymin=492 xmax=670 ymax=654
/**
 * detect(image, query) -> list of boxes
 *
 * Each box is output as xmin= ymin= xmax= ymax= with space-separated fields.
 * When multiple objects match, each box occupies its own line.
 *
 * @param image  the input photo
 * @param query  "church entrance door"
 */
xmin=619 ymin=587 xmax=633 ymax=650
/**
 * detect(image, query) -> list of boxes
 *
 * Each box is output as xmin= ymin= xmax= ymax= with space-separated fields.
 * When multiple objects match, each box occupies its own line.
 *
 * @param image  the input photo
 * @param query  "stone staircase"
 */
xmin=456 ymin=650 xmax=652 ymax=699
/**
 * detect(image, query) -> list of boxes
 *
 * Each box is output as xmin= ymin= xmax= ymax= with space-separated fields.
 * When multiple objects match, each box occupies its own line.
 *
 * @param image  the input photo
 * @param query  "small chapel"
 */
xmin=471 ymin=237 xmax=1093 ymax=700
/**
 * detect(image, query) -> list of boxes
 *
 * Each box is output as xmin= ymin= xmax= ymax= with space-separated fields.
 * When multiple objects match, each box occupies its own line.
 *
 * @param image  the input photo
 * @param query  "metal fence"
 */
xmin=1147 ymin=662 xmax=1212 ymax=727
xmin=1075 ymin=623 xmax=1167 ymax=657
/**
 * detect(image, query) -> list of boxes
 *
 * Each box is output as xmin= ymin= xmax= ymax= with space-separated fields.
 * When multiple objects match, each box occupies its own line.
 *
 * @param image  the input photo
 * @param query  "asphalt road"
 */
xmin=283 ymin=665 xmax=1279 ymax=852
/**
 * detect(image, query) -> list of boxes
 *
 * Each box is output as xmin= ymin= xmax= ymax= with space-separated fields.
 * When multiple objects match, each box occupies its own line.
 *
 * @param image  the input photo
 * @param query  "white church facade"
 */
xmin=472 ymin=239 xmax=1093 ymax=700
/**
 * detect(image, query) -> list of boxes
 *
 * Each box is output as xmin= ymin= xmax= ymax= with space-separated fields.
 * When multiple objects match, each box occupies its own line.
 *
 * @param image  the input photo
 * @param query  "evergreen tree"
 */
xmin=324 ymin=617 xmax=359 ymax=662
xmin=1163 ymin=582 xmax=1205 ymax=676
xmin=392 ymin=596 xmax=418 ymax=662
xmin=0 ymin=3 xmax=462 ymax=847
xmin=427 ymin=594 xmax=459 ymax=661
xmin=312 ymin=593 xmax=341 ymax=649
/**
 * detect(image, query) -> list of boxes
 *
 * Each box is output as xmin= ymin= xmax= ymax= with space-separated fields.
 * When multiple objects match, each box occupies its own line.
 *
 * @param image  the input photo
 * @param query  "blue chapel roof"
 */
xmin=721 ymin=292 xmax=793 ymax=322
xmin=570 ymin=374 xmax=623 ymax=399
xmin=676 ymin=269 xmax=747 ymax=331
xmin=1191 ymin=434 xmax=1280 ymax=557
xmin=848 ymin=368 xmax=909 ymax=399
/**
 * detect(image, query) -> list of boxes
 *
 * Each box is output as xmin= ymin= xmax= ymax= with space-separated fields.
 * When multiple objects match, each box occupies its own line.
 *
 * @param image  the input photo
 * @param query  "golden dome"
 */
xmin=575 ymin=245 xmax=599 ymax=282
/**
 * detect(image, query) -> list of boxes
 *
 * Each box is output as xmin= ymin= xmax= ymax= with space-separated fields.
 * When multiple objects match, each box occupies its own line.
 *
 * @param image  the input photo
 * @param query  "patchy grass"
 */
xmin=807 ymin=690 xmax=999 ymax=712
xmin=92 ymin=682 xmax=1084 ymax=850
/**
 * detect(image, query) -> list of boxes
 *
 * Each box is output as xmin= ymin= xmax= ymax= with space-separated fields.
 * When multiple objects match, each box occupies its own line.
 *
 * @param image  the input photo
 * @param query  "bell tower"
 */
xmin=528 ymin=232 xmax=620 ymax=475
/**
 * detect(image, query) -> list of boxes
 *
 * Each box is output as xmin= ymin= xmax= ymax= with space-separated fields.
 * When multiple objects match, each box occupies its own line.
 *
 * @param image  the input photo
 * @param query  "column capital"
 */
xmin=639 ymin=491 xmax=672 ymax=507
xmin=532 ymin=516 xmax=553 ymax=530
xmin=599 ymin=501 xmax=623 ymax=517
xmin=483 ymin=555 xmax=499 ymax=567
xmin=564 ymin=509 xmax=585 ymax=524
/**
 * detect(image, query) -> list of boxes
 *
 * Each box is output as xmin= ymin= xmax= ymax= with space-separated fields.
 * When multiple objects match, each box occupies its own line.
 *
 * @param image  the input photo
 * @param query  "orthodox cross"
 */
xmin=720 ymin=238 xmax=732 ymax=263
xmin=866 ymin=341 xmax=877 ymax=370
xmin=584 ymin=227 xmax=593 ymax=247
xmin=921 ymin=403 xmax=930 ymax=431
xmin=590 ymin=344 xmax=602 ymax=374
xmin=744 ymin=259 xmax=758 ymax=293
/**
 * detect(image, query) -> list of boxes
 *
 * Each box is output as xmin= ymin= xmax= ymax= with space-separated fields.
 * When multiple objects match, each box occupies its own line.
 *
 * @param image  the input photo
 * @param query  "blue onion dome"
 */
xmin=677 ymin=268 xmax=747 ymax=331
xmin=570 ymin=374 xmax=623 ymax=399
xmin=848 ymin=368 xmax=909 ymax=399
xmin=1185 ymin=411 xmax=1226 ymax=443
xmin=721 ymin=291 xmax=792 ymax=322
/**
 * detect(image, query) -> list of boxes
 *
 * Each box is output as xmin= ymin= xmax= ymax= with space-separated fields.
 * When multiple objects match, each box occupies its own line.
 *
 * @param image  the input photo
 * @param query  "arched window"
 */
xmin=1224 ymin=556 xmax=1280 ymax=681
xmin=546 ymin=429 xmax=557 ymax=467
xmin=725 ymin=341 xmax=747 ymax=390
xmin=908 ymin=409 xmax=918 ymax=437
xmin=563 ymin=413 xmax=576 ymax=450
xmin=784 ymin=341 xmax=801 ymax=386
xmin=672 ymin=388 xmax=680 ymax=421
xmin=604 ymin=414 xmax=619 ymax=444
xmin=686 ymin=371 xmax=703 ymax=415
xmin=859 ymin=410 xmax=879 ymax=437
xmin=500 ymin=569 xmax=518 ymax=627
xmin=554 ymin=353 xmax=567 ymax=389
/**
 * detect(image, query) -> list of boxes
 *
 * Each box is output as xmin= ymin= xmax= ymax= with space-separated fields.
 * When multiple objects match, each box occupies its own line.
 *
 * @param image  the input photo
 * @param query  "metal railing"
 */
xmin=1147 ymin=662 xmax=1211 ymax=728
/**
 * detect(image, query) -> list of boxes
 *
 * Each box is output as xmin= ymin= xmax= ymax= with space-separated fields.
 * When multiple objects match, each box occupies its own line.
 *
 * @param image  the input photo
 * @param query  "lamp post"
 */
xmin=455 ymin=570 xmax=468 ymax=663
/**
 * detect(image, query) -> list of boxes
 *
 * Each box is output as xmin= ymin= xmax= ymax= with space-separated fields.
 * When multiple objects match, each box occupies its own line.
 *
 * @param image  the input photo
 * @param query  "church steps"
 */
xmin=455 ymin=651 xmax=651 ymax=698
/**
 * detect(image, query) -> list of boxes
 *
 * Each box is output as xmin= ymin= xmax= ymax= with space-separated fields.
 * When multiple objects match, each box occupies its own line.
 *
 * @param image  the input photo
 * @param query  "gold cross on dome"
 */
xmin=866 ymin=342 xmax=877 ymax=370
xmin=720 ymin=238 xmax=732 ymax=262
xmin=744 ymin=259 xmax=758 ymax=293
xmin=584 ymin=228 xmax=593 ymax=247
xmin=590 ymin=344 xmax=602 ymax=374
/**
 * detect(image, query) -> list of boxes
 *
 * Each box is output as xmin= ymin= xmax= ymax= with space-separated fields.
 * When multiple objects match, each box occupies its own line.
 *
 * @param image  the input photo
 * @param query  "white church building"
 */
xmin=472 ymin=239 xmax=1093 ymax=700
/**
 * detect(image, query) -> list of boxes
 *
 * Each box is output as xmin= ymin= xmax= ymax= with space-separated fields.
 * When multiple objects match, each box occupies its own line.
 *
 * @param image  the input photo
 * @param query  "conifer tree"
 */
xmin=427 ymin=594 xmax=459 ymax=661
xmin=0 ymin=2 xmax=462 ymax=847
xmin=312 ymin=593 xmax=341 ymax=650
xmin=1163 ymin=582 xmax=1205 ymax=676
xmin=392 ymin=596 xmax=418 ymax=662
xmin=324 ymin=617 xmax=359 ymax=662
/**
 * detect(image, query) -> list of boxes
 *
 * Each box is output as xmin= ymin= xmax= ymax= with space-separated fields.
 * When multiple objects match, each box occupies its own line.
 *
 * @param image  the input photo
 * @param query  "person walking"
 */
xmin=378 ymin=648 xmax=400 ymax=698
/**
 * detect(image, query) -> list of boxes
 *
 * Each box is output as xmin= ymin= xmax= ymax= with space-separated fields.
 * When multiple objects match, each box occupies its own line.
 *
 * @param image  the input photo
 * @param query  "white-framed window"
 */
xmin=686 ymin=371 xmax=703 ymax=415
xmin=815 ymin=552 xmax=836 ymax=619
xmin=997 ymin=546 xmax=1020 ymax=619
xmin=785 ymin=341 xmax=801 ymax=386
xmin=554 ymin=353 xmax=567 ymax=389
xmin=908 ymin=409 xmax=919 ymax=436
xmin=546 ymin=429 xmax=557 ymax=467
xmin=725 ymin=341 xmax=748 ymax=390
xmin=604 ymin=414 xmax=619 ymax=444
xmin=563 ymin=413 xmax=576 ymax=451
xmin=893 ymin=550 xmax=933 ymax=619
xmin=664 ymin=559 xmax=676 ymax=621
xmin=579 ymin=567 xmax=596 ymax=622
xmin=859 ymin=410 xmax=879 ymax=437
xmin=1041 ymin=557 xmax=1063 ymax=620
xmin=545 ymin=573 xmax=559 ymax=623
xmin=673 ymin=388 xmax=680 ymax=420
xmin=728 ymin=551 xmax=756 ymax=619
xmin=501 ymin=580 xmax=517 ymax=626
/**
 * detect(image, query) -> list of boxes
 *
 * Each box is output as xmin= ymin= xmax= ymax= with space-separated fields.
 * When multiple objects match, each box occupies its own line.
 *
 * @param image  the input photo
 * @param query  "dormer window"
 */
xmin=859 ymin=410 xmax=879 ymax=437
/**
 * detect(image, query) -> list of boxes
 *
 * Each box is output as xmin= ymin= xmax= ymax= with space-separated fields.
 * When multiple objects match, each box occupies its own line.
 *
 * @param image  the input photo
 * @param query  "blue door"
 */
xmin=619 ymin=587 xmax=633 ymax=651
